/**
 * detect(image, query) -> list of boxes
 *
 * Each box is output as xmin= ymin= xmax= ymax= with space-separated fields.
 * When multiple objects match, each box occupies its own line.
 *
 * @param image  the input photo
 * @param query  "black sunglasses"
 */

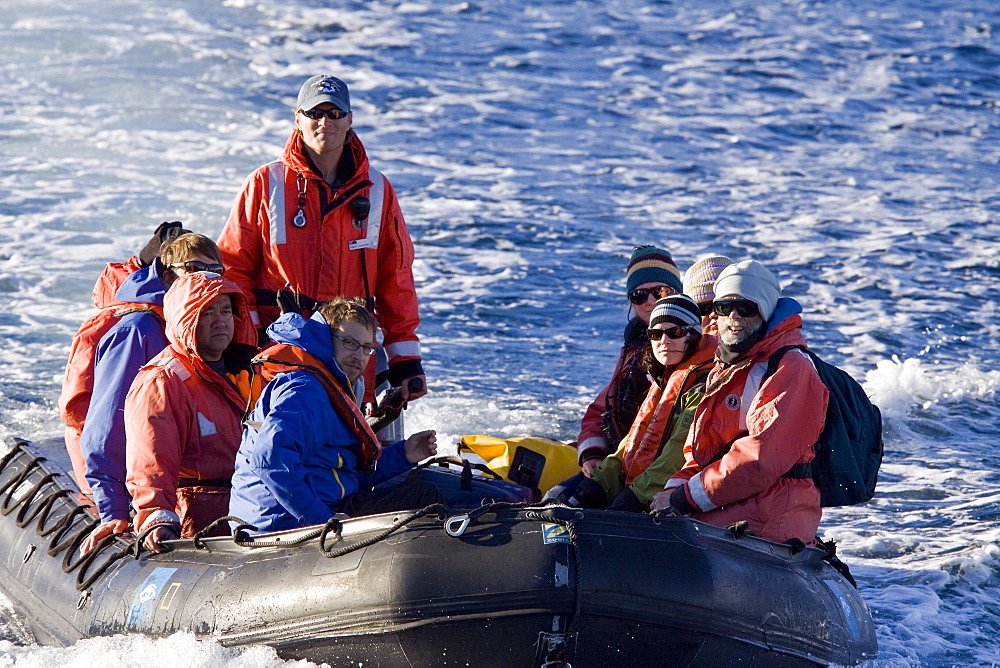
xmin=712 ymin=299 xmax=760 ymax=318
xmin=168 ymin=260 xmax=225 ymax=275
xmin=628 ymin=285 xmax=678 ymax=305
xmin=698 ymin=302 xmax=714 ymax=316
xmin=300 ymin=108 xmax=350 ymax=120
xmin=647 ymin=326 xmax=692 ymax=341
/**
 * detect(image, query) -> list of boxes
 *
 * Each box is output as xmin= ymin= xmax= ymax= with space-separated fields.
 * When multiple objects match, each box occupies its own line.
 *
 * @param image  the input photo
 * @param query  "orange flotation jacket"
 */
xmin=620 ymin=335 xmax=718 ymax=485
xmin=58 ymin=256 xmax=162 ymax=493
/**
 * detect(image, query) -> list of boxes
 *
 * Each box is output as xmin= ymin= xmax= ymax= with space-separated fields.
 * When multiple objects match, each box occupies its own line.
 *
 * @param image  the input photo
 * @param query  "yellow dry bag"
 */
xmin=458 ymin=435 xmax=582 ymax=497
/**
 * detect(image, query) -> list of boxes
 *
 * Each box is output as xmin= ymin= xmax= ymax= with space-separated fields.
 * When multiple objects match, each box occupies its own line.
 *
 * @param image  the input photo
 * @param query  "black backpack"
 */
xmin=765 ymin=346 xmax=884 ymax=507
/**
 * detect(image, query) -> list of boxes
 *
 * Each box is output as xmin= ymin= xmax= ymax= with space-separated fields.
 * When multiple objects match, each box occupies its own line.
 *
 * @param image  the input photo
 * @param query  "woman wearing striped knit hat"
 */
xmin=574 ymin=246 xmax=685 ymax=477
xmin=682 ymin=254 xmax=733 ymax=336
xmin=550 ymin=295 xmax=718 ymax=511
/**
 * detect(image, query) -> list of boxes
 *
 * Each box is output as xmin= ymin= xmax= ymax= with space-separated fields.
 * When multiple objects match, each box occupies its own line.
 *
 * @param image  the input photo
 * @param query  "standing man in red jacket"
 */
xmin=217 ymin=75 xmax=426 ymax=406
xmin=651 ymin=260 xmax=829 ymax=545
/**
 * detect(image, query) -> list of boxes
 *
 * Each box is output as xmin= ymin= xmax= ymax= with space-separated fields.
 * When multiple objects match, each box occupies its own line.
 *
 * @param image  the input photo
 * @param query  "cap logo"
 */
xmin=314 ymin=78 xmax=341 ymax=94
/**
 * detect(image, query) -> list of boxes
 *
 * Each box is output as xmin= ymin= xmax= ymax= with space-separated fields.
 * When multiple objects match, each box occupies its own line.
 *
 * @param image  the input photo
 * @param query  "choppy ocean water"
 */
xmin=1 ymin=0 xmax=998 ymax=665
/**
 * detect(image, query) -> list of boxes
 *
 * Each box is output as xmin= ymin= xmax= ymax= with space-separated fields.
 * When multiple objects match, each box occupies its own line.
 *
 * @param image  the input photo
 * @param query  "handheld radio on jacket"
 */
xmin=350 ymin=196 xmax=377 ymax=312
xmin=351 ymin=196 xmax=370 ymax=230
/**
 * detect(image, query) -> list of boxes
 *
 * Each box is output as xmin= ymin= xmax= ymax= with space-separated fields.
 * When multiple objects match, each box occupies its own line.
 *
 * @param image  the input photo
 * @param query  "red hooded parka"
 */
xmin=124 ymin=272 xmax=256 ymax=538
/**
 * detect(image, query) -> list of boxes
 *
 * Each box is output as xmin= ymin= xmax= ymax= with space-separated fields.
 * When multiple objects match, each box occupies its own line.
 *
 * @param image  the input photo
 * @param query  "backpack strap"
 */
xmin=782 ymin=463 xmax=813 ymax=479
xmin=763 ymin=345 xmax=795 ymax=379
xmin=762 ymin=346 xmax=820 ymax=480
xmin=704 ymin=346 xmax=812 ymax=478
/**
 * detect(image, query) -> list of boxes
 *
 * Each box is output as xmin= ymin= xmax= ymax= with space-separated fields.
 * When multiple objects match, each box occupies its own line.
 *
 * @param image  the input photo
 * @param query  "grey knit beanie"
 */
xmin=713 ymin=260 xmax=781 ymax=321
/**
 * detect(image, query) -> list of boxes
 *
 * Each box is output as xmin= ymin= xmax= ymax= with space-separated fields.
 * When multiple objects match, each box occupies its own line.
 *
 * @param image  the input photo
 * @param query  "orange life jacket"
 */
xmin=251 ymin=344 xmax=382 ymax=470
xmin=58 ymin=302 xmax=165 ymax=432
xmin=58 ymin=257 xmax=156 ymax=494
xmin=620 ymin=336 xmax=718 ymax=484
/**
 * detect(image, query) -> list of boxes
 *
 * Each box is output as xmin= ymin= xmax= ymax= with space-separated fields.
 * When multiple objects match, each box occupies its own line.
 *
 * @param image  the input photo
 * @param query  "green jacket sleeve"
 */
xmin=629 ymin=385 xmax=706 ymax=506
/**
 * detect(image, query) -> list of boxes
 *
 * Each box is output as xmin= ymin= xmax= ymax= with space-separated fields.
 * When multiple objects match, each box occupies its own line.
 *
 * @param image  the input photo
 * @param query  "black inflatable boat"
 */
xmin=0 ymin=437 xmax=877 ymax=666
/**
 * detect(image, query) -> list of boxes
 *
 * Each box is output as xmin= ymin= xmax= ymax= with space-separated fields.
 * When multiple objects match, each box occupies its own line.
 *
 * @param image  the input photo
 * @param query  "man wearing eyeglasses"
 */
xmin=79 ymin=233 xmax=231 ymax=552
xmin=217 ymin=75 xmax=427 ymax=412
xmin=228 ymin=298 xmax=441 ymax=533
xmin=651 ymin=260 xmax=829 ymax=546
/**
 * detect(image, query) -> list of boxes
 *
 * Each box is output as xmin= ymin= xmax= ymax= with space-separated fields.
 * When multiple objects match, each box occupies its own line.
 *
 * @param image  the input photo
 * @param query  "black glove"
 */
xmin=608 ymin=487 xmax=646 ymax=513
xmin=275 ymin=283 xmax=298 ymax=315
xmin=138 ymin=221 xmax=190 ymax=266
xmin=386 ymin=358 xmax=425 ymax=387
xmin=564 ymin=473 xmax=608 ymax=508
xmin=668 ymin=485 xmax=697 ymax=516
xmin=543 ymin=473 xmax=605 ymax=507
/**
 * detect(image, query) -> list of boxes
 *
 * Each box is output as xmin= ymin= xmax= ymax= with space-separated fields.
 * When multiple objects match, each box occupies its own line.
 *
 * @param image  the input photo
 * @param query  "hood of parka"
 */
xmin=114 ymin=257 xmax=169 ymax=307
xmin=162 ymin=271 xmax=256 ymax=364
xmin=92 ymin=256 xmax=144 ymax=308
xmin=266 ymin=311 xmax=340 ymax=380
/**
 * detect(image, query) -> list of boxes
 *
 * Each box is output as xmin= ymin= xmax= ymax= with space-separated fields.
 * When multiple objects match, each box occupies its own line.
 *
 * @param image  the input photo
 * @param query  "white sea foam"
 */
xmin=865 ymin=356 xmax=1000 ymax=417
xmin=0 ymin=630 xmax=324 ymax=668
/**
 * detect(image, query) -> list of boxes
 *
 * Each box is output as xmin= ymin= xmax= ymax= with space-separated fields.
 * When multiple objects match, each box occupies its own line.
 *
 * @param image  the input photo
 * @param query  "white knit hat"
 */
xmin=713 ymin=260 xmax=781 ymax=321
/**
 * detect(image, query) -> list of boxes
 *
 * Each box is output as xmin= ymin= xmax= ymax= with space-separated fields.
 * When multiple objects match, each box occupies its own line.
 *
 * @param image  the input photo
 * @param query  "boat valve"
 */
xmin=77 ymin=590 xmax=91 ymax=610
xmin=444 ymin=514 xmax=471 ymax=538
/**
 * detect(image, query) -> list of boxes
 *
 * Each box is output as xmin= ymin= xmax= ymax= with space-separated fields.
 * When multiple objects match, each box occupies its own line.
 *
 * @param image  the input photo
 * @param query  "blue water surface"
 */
xmin=1 ymin=0 xmax=999 ymax=665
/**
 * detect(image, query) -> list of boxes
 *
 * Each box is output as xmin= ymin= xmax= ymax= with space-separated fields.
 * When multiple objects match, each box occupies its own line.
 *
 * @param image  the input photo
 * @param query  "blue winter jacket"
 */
xmin=228 ymin=312 xmax=410 ymax=533
xmin=83 ymin=259 xmax=170 ymax=521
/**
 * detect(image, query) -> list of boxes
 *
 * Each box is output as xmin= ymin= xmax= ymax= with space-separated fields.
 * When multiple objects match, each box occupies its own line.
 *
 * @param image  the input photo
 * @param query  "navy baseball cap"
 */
xmin=296 ymin=75 xmax=351 ymax=111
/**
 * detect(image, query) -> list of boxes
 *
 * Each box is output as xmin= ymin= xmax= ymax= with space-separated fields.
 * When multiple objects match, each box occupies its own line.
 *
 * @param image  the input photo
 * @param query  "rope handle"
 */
xmin=410 ymin=455 xmax=502 ymax=480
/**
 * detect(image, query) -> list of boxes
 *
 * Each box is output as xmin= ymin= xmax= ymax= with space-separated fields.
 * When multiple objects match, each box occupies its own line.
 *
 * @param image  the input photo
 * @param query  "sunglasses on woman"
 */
xmin=628 ymin=285 xmax=677 ymax=305
xmin=712 ymin=299 xmax=760 ymax=318
xmin=168 ymin=260 xmax=226 ymax=275
xmin=647 ymin=326 xmax=692 ymax=341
